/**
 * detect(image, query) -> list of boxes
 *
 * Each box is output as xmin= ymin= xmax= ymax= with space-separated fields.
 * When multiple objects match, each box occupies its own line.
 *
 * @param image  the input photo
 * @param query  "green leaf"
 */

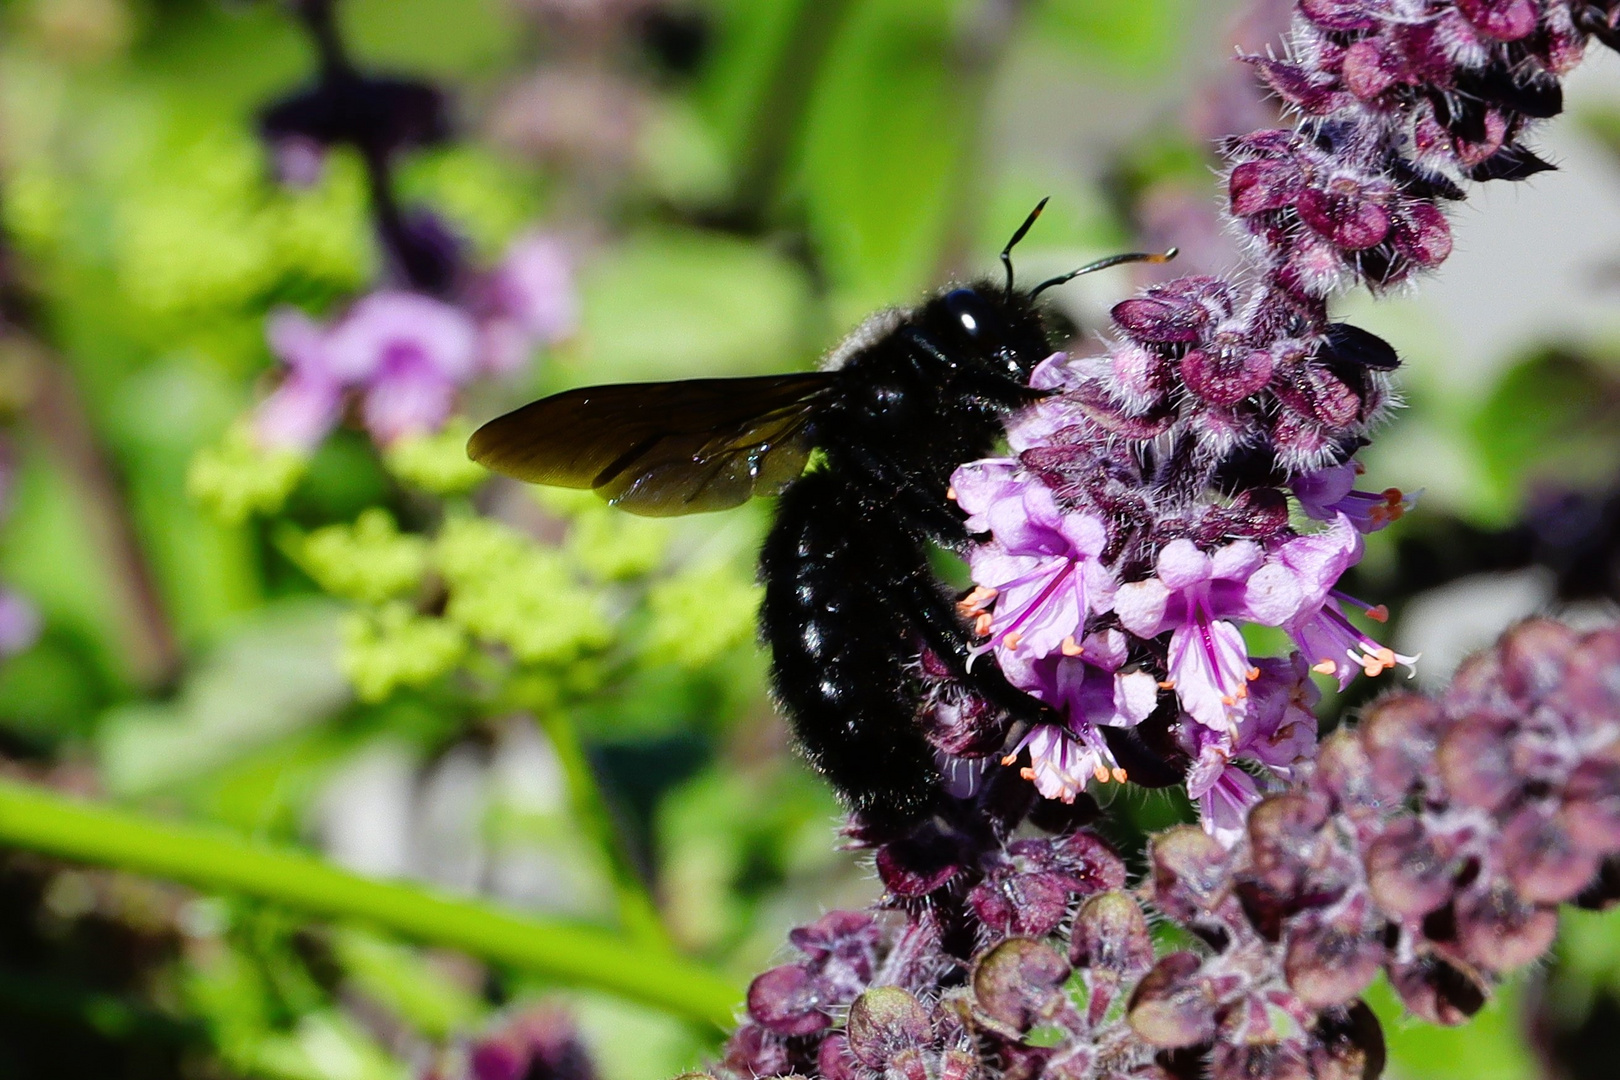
xmin=799 ymin=0 xmax=970 ymax=318
xmin=575 ymin=227 xmax=814 ymax=381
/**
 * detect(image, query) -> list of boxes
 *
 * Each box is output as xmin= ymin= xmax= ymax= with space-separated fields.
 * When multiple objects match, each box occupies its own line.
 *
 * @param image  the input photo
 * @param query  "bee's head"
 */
xmin=922 ymin=200 xmax=1177 ymax=387
xmin=925 ymin=284 xmax=1055 ymax=383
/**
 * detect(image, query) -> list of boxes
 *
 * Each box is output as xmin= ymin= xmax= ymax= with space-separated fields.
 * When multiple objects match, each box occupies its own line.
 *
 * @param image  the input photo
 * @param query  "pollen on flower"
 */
xmin=957 ymin=585 xmax=997 ymax=617
xmin=1355 ymin=645 xmax=1398 ymax=677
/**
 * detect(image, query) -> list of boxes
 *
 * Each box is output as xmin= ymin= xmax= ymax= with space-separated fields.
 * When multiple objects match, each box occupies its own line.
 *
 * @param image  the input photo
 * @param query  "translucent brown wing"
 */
xmin=466 ymin=373 xmax=837 ymax=516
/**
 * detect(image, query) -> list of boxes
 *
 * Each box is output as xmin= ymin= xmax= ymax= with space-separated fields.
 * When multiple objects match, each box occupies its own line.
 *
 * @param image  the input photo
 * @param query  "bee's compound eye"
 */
xmin=944 ymin=288 xmax=996 ymax=340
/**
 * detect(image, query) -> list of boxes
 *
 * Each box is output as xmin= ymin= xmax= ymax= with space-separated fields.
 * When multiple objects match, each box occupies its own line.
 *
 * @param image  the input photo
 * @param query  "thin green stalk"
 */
xmin=730 ymin=0 xmax=858 ymax=226
xmin=535 ymin=710 xmax=673 ymax=953
xmin=0 ymin=778 xmax=741 ymax=1030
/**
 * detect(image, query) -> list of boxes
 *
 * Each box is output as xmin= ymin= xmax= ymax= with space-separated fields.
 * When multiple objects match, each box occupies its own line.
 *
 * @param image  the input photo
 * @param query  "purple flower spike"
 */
xmin=1115 ymin=540 xmax=1295 ymax=732
xmin=955 ymin=476 xmax=1114 ymax=678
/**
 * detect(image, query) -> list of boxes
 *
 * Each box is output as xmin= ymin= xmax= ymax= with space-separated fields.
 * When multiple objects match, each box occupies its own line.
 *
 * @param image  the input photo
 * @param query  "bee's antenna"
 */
xmin=1028 ymin=247 xmax=1179 ymax=300
xmin=1001 ymin=197 xmax=1050 ymax=300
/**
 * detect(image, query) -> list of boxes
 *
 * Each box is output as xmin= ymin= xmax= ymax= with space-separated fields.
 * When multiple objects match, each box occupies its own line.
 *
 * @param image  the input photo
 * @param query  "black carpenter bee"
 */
xmin=467 ymin=202 xmax=1173 ymax=836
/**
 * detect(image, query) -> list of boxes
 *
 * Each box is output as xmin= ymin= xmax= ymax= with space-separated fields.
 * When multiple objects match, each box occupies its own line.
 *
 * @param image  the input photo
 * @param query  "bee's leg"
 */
xmin=888 ymin=561 xmax=1052 ymax=724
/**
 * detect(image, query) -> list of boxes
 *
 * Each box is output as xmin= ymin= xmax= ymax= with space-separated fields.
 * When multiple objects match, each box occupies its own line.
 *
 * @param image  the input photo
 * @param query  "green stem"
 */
xmin=535 ymin=709 xmax=674 ymax=953
xmin=730 ymin=0 xmax=858 ymax=227
xmin=0 ymin=778 xmax=741 ymax=1030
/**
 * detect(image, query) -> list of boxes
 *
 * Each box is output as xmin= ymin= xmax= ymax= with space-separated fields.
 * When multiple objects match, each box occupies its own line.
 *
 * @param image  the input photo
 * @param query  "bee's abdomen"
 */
xmin=759 ymin=471 xmax=939 ymax=831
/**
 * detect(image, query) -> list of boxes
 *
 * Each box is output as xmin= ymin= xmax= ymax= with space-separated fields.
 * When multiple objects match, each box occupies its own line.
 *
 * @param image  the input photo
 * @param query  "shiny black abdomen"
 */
xmin=760 ymin=471 xmax=941 ymax=825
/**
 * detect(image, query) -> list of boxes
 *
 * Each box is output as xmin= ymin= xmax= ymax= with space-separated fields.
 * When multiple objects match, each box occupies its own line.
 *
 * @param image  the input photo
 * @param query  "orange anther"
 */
xmin=1247 ymin=667 xmax=1261 ymax=681
xmin=946 ymin=486 xmax=958 ymax=501
xmin=1020 ymin=767 xmax=1037 ymax=782
xmin=1092 ymin=764 xmax=1112 ymax=783
xmin=1111 ymin=768 xmax=1128 ymax=783
xmin=1001 ymin=753 xmax=1018 ymax=766
xmin=1365 ymin=604 xmax=1389 ymax=623
xmin=1061 ymin=635 xmax=1084 ymax=657
xmin=1003 ymin=631 xmax=1023 ymax=651
xmin=1312 ymin=659 xmax=1338 ymax=675
xmin=1158 ymin=680 xmax=1176 ymax=690
xmin=974 ymin=613 xmax=993 ymax=636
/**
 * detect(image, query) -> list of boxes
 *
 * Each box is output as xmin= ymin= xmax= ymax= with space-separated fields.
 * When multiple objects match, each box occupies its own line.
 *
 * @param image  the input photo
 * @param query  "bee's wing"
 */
xmin=466 ymin=373 xmax=838 ymax=516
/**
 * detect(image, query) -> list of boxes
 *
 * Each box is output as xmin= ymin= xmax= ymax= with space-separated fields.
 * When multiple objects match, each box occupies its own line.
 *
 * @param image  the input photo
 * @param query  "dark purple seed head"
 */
xmin=1386 ymin=953 xmax=1488 ymax=1027
xmin=1500 ymin=806 xmax=1600 ymax=904
xmin=1284 ymin=893 xmax=1386 ymax=1008
xmin=971 ymin=938 xmax=1073 ymax=1035
xmin=1246 ymin=791 xmax=1334 ymax=896
xmin=1498 ymin=618 xmax=1581 ymax=706
xmin=1308 ymin=1004 xmax=1387 ymax=1080
xmin=1436 ymin=716 xmax=1521 ymax=813
xmin=1364 ymin=819 xmax=1454 ymax=920
xmin=1453 ymin=881 xmax=1558 ymax=972
xmin=1150 ymin=826 xmax=1232 ymax=921
xmin=845 ymin=987 xmax=936 ymax=1069
xmin=1070 ymin=891 xmax=1155 ymax=1024
xmin=1127 ymin=952 xmax=1218 ymax=1049
xmin=1359 ymin=693 xmax=1445 ymax=803
xmin=747 ymin=964 xmax=833 ymax=1037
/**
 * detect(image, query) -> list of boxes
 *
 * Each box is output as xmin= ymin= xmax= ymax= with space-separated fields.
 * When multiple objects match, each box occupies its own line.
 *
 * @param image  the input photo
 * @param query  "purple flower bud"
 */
xmin=1455 ymin=881 xmax=1558 ymax=972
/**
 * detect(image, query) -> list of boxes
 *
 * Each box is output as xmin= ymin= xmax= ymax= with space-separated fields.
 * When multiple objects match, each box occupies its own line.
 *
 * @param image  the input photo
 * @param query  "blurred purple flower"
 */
xmin=478 ymin=231 xmax=578 ymax=375
xmin=256 ymin=289 xmax=481 ymax=449
xmin=0 ymin=590 xmax=40 ymax=658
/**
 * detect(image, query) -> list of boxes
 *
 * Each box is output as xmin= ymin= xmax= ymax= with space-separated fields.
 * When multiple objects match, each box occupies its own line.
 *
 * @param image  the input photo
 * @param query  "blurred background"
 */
xmin=1 ymin=0 xmax=1619 ymax=1077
